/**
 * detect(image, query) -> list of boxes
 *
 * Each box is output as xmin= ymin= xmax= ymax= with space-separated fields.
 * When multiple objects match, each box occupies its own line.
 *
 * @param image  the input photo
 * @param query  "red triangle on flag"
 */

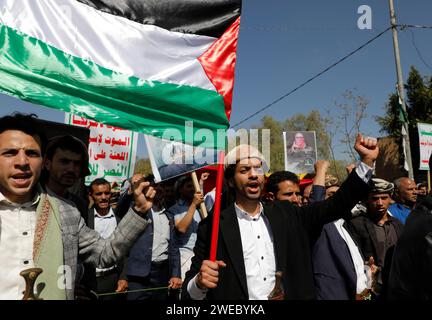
xmin=198 ymin=17 xmax=240 ymax=121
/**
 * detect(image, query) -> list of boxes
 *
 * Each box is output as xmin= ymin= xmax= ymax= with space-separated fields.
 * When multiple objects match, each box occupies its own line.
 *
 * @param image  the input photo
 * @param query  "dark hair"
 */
xmin=224 ymin=164 xmax=237 ymax=182
xmin=417 ymin=182 xmax=427 ymax=188
xmin=266 ymin=171 xmax=300 ymax=194
xmin=174 ymin=175 xmax=193 ymax=197
xmin=44 ymin=135 xmax=90 ymax=177
xmin=0 ymin=113 xmax=47 ymax=155
xmin=89 ymin=178 xmax=111 ymax=193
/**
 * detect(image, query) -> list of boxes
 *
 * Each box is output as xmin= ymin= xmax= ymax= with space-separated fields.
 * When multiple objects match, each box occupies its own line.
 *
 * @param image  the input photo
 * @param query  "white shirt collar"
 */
xmin=0 ymin=188 xmax=41 ymax=208
xmin=152 ymin=207 xmax=166 ymax=215
xmin=94 ymin=207 xmax=115 ymax=219
xmin=234 ymin=202 xmax=264 ymax=221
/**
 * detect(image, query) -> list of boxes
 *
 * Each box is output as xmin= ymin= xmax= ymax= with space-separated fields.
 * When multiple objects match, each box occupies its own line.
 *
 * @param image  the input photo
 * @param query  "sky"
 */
xmin=1 ymin=0 xmax=431 ymax=161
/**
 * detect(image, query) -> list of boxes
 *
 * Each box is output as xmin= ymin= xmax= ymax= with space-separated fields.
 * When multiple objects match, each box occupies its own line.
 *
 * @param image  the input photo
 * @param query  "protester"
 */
xmin=311 ymin=161 xmax=372 ymax=300
xmin=302 ymin=183 xmax=313 ymax=206
xmin=42 ymin=135 xmax=90 ymax=218
xmin=266 ymin=171 xmax=302 ymax=206
xmin=169 ymin=175 xmax=204 ymax=280
xmin=387 ymin=154 xmax=432 ymax=300
xmin=389 ymin=177 xmax=418 ymax=224
xmin=116 ymin=174 xmax=182 ymax=300
xmin=41 ymin=134 xmax=94 ymax=297
xmin=182 ymin=134 xmax=378 ymax=300
xmin=416 ymin=182 xmax=427 ymax=196
xmin=346 ymin=178 xmax=403 ymax=299
xmin=86 ymin=178 xmax=125 ymax=299
xmin=0 ymin=113 xmax=154 ymax=300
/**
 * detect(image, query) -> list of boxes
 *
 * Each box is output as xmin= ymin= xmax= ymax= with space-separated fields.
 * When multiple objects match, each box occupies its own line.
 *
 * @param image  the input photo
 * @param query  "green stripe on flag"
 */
xmin=0 ymin=24 xmax=228 ymax=148
xmin=420 ymin=131 xmax=432 ymax=136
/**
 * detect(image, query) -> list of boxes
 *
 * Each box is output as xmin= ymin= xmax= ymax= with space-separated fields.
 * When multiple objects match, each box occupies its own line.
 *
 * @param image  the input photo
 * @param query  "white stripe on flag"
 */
xmin=0 ymin=0 xmax=217 ymax=91
xmin=398 ymin=96 xmax=409 ymax=172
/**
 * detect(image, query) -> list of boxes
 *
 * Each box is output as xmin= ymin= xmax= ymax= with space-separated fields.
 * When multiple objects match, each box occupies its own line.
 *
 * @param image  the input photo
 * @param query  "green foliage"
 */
xmin=284 ymin=110 xmax=331 ymax=160
xmin=377 ymin=66 xmax=432 ymax=137
xmin=252 ymin=110 xmax=331 ymax=172
xmin=376 ymin=93 xmax=403 ymax=137
xmin=251 ymin=91 xmax=370 ymax=176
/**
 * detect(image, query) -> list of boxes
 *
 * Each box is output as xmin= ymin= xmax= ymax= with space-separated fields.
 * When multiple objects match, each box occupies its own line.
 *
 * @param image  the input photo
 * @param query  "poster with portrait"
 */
xmin=283 ymin=131 xmax=317 ymax=174
xmin=145 ymin=135 xmax=218 ymax=182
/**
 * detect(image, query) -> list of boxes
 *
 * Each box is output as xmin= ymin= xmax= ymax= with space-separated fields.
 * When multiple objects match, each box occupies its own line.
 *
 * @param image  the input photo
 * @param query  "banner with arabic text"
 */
xmin=418 ymin=122 xmax=432 ymax=171
xmin=66 ymin=113 xmax=138 ymax=185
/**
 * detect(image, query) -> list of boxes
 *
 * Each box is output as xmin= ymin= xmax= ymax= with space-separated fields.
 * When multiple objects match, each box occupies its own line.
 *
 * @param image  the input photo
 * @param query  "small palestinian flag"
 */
xmin=0 ymin=0 xmax=241 ymax=146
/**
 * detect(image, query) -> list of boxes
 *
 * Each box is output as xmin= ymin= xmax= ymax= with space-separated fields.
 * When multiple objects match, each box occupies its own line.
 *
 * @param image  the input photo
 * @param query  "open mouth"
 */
xmin=246 ymin=182 xmax=260 ymax=193
xmin=11 ymin=173 xmax=32 ymax=187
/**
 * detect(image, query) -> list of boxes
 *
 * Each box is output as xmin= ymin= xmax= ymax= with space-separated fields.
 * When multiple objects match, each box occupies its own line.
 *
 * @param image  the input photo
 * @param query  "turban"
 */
xmin=224 ymin=144 xmax=269 ymax=173
xmin=369 ymin=178 xmax=394 ymax=194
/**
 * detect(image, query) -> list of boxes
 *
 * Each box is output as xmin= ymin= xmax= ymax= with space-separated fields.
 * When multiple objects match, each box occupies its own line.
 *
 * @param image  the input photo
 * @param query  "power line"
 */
xmin=406 ymin=28 xmax=432 ymax=71
xmin=399 ymin=24 xmax=432 ymax=29
xmin=231 ymin=27 xmax=392 ymax=128
xmin=399 ymin=24 xmax=432 ymax=71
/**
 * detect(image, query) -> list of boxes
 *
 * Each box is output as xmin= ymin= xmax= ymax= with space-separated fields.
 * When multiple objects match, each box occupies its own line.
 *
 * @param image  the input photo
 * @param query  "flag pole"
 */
xmin=210 ymin=151 xmax=225 ymax=261
xmin=428 ymin=170 xmax=431 ymax=194
xmin=191 ymin=171 xmax=208 ymax=219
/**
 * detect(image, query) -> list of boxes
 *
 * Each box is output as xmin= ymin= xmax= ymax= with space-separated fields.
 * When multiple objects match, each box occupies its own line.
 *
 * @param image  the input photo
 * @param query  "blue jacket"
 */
xmin=388 ymin=203 xmax=411 ymax=225
xmin=126 ymin=209 xmax=181 ymax=278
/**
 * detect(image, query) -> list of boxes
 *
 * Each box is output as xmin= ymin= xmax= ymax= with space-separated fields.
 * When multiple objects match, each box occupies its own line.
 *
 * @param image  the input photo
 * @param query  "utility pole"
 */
xmin=388 ymin=0 xmax=414 ymax=179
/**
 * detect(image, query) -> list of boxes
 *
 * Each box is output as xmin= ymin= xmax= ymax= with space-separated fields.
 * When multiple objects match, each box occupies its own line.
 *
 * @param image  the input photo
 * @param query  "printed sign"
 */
xmin=418 ymin=122 xmax=432 ymax=170
xmin=66 ymin=114 xmax=138 ymax=184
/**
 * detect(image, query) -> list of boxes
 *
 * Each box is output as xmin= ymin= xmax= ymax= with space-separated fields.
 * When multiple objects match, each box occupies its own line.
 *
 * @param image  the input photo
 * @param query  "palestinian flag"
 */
xmin=0 ymin=0 xmax=241 ymax=147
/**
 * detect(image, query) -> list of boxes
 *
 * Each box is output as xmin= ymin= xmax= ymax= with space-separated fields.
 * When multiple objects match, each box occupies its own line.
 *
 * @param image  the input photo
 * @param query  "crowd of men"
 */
xmin=0 ymin=112 xmax=431 ymax=300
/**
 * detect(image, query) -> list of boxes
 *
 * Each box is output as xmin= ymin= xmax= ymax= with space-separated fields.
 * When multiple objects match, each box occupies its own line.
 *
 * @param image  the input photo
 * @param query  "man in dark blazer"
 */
xmin=182 ymin=134 xmax=379 ymax=300
xmin=310 ymin=161 xmax=369 ymax=300
xmin=387 ymin=154 xmax=432 ymax=300
xmin=82 ymin=178 xmax=126 ymax=299
xmin=345 ymin=178 xmax=404 ymax=299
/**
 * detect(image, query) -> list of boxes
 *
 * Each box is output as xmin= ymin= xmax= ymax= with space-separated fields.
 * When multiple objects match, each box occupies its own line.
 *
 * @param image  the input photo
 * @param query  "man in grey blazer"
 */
xmin=0 ymin=113 xmax=153 ymax=300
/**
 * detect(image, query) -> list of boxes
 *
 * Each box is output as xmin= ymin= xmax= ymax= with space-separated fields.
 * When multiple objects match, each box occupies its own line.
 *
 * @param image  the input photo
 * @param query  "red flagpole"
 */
xmin=209 ymin=150 xmax=225 ymax=261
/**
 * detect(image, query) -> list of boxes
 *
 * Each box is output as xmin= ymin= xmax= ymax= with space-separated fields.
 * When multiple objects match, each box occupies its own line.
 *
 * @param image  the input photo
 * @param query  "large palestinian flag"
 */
xmin=0 ymin=0 xmax=241 ymax=147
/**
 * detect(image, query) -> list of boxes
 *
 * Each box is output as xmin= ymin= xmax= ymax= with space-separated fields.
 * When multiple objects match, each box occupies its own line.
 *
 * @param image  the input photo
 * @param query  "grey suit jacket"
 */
xmin=55 ymin=195 xmax=149 ymax=299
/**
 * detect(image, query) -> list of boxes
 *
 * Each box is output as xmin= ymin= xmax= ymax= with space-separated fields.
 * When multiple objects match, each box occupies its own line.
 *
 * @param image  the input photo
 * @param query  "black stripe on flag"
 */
xmin=76 ymin=0 xmax=242 ymax=38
